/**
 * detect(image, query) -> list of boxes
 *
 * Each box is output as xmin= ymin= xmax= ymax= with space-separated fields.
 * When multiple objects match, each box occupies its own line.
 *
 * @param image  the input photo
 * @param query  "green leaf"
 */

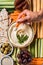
xmin=22 ymin=35 xmax=28 ymax=41
xmin=16 ymin=34 xmax=28 ymax=44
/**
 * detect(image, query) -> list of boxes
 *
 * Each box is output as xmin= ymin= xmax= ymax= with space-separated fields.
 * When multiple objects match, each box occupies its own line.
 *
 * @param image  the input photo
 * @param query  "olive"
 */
xmin=22 ymin=54 xmax=25 ymax=57
xmin=2 ymin=44 xmax=5 ymax=48
xmin=23 ymin=50 xmax=29 ymax=55
xmin=7 ymin=46 xmax=10 ymax=49
xmin=22 ymin=57 xmax=24 ymax=60
xmin=25 ymin=55 xmax=28 ymax=59
xmin=22 ymin=59 xmax=27 ymax=64
xmin=5 ymin=47 xmax=9 ymax=51
xmin=1 ymin=43 xmax=12 ymax=55
xmin=1 ymin=48 xmax=4 ymax=53
xmin=20 ymin=51 xmax=24 ymax=55
xmin=4 ymin=50 xmax=8 ymax=55
xmin=27 ymin=57 xmax=32 ymax=62
xmin=17 ymin=49 xmax=32 ymax=65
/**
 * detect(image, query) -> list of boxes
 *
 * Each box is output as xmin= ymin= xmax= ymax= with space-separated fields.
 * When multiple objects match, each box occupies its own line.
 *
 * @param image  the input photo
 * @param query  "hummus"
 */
xmin=8 ymin=23 xmax=34 ymax=48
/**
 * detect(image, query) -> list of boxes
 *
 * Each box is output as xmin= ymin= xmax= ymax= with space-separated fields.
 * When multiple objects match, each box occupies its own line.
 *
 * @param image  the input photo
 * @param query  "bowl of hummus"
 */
xmin=8 ymin=23 xmax=35 ymax=48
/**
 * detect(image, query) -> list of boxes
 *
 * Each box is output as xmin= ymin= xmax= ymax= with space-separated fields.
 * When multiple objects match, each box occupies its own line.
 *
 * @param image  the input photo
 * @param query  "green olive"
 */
xmin=5 ymin=47 xmax=9 ymax=51
xmin=4 ymin=50 xmax=8 ymax=55
xmin=1 ymin=43 xmax=12 ymax=55
xmin=2 ymin=44 xmax=5 ymax=49
xmin=8 ymin=46 xmax=10 ymax=49
xmin=1 ymin=48 xmax=4 ymax=53
xmin=4 ymin=43 xmax=9 ymax=47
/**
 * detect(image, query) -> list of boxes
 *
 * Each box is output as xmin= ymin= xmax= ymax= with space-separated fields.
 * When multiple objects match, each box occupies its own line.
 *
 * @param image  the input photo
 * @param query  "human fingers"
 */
xmin=17 ymin=10 xmax=27 ymax=19
xmin=17 ymin=16 xmax=30 ymax=22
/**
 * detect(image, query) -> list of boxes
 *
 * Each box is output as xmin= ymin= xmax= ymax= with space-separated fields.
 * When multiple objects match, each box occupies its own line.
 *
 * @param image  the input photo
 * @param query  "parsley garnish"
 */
xmin=16 ymin=34 xmax=28 ymax=44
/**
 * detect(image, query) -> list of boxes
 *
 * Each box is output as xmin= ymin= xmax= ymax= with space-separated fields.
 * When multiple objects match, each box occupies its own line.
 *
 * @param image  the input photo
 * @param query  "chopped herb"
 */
xmin=16 ymin=34 xmax=28 ymax=44
xmin=17 ymin=34 xmax=21 ymax=41
xmin=23 ymin=35 xmax=28 ymax=41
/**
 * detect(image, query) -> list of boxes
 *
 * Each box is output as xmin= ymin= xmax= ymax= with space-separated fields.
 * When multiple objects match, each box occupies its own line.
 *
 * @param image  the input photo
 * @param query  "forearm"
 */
xmin=31 ymin=9 xmax=43 ymax=22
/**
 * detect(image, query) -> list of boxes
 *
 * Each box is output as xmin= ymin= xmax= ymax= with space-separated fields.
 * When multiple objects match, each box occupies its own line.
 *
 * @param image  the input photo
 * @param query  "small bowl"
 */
xmin=0 ymin=42 xmax=13 ymax=56
xmin=8 ymin=23 xmax=35 ymax=48
xmin=1 ymin=56 xmax=14 ymax=65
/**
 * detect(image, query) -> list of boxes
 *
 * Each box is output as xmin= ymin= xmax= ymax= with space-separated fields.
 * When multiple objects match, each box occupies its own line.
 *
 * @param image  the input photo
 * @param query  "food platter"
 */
xmin=0 ymin=0 xmax=43 ymax=65
xmin=0 ymin=8 xmax=35 ymax=65
xmin=0 ymin=6 xmax=35 ymax=65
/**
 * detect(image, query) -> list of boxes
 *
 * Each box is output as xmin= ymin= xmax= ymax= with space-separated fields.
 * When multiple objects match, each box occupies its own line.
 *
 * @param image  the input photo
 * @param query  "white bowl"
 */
xmin=8 ymin=23 xmax=35 ymax=48
xmin=0 ymin=42 xmax=13 ymax=56
xmin=1 ymin=56 xmax=14 ymax=65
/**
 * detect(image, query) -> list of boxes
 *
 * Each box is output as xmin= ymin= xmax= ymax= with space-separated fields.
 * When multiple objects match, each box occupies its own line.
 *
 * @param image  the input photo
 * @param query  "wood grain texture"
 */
xmin=32 ymin=0 xmax=37 ymax=35
xmin=40 ymin=0 xmax=43 ymax=58
xmin=40 ymin=0 xmax=43 ymax=38
xmin=36 ymin=0 xmax=41 ymax=38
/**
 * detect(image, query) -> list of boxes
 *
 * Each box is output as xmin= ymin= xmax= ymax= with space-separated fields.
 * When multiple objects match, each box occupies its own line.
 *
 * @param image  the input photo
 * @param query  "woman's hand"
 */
xmin=17 ymin=10 xmax=35 ymax=23
xmin=17 ymin=9 xmax=43 ymax=23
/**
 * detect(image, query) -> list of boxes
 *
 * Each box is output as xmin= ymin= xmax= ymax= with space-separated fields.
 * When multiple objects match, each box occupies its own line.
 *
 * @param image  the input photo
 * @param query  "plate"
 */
xmin=8 ymin=23 xmax=35 ymax=48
